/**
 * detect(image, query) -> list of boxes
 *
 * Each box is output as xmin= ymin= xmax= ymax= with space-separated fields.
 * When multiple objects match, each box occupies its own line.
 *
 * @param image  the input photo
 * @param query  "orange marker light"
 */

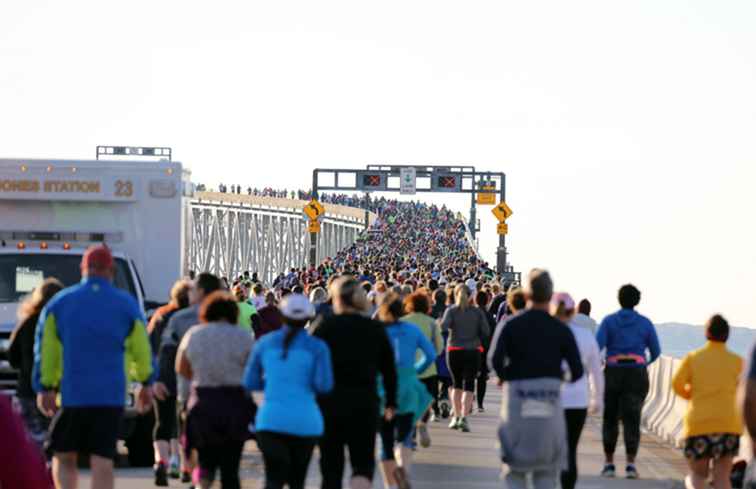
xmin=63 ymin=242 xmax=72 ymax=250
xmin=40 ymin=242 xmax=48 ymax=249
xmin=17 ymin=242 xmax=26 ymax=250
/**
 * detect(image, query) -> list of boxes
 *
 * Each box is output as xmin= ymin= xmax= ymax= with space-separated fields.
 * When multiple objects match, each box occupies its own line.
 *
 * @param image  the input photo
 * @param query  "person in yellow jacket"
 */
xmin=672 ymin=314 xmax=743 ymax=489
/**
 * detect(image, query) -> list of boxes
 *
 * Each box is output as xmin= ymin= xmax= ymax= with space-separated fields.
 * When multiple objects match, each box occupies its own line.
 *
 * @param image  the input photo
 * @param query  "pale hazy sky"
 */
xmin=2 ymin=1 xmax=755 ymax=327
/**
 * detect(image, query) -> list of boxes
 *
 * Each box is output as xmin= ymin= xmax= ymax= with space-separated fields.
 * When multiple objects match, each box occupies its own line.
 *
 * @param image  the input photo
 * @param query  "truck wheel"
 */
xmin=125 ymin=412 xmax=155 ymax=468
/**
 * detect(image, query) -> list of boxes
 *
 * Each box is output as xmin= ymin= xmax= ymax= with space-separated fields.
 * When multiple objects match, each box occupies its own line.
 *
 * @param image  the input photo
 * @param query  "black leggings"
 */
xmin=153 ymin=396 xmax=178 ymax=442
xmin=476 ymin=352 xmax=489 ymax=408
xmin=379 ymin=414 xmax=414 ymax=460
xmin=421 ymin=376 xmax=439 ymax=422
xmin=447 ymin=349 xmax=480 ymax=392
xmin=319 ymin=400 xmax=378 ymax=489
xmin=197 ymin=441 xmax=244 ymax=489
xmin=603 ymin=367 xmax=650 ymax=458
xmin=561 ymin=408 xmax=588 ymax=489
xmin=256 ymin=432 xmax=317 ymax=489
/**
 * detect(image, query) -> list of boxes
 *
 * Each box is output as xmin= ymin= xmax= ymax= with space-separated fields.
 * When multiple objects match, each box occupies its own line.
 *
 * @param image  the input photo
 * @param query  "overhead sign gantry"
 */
xmin=306 ymin=165 xmax=517 ymax=283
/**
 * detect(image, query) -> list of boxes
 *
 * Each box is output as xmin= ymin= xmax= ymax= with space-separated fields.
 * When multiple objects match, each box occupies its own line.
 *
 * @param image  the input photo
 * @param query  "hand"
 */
xmin=37 ymin=391 xmax=58 ymax=418
xmin=152 ymin=382 xmax=169 ymax=401
xmin=136 ymin=385 xmax=154 ymax=414
xmin=384 ymin=406 xmax=396 ymax=422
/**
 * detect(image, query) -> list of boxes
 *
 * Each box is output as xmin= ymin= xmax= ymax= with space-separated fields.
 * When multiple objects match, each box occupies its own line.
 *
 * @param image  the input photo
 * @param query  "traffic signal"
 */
xmin=357 ymin=172 xmax=387 ymax=190
xmin=432 ymin=173 xmax=460 ymax=192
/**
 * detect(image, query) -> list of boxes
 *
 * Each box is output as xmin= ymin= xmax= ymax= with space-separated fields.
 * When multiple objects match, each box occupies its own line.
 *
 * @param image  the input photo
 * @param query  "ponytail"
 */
xmin=281 ymin=317 xmax=309 ymax=359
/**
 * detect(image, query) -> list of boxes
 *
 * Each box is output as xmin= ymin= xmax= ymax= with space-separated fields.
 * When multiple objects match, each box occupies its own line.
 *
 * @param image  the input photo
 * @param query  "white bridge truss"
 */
xmin=187 ymin=195 xmax=369 ymax=285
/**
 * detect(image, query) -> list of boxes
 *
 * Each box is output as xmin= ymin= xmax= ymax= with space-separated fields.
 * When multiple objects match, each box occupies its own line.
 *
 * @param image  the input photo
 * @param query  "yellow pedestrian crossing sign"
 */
xmin=303 ymin=199 xmax=325 ymax=220
xmin=492 ymin=201 xmax=513 ymax=222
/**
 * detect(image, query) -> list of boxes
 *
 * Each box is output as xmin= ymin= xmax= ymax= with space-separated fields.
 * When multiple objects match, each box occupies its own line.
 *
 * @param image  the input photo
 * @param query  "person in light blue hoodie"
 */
xmin=243 ymin=294 xmax=333 ymax=489
xmin=596 ymin=284 xmax=661 ymax=481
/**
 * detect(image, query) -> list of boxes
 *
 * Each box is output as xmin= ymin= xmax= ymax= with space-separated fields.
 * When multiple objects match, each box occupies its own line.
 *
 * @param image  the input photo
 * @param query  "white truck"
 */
xmin=0 ymin=157 xmax=192 ymax=465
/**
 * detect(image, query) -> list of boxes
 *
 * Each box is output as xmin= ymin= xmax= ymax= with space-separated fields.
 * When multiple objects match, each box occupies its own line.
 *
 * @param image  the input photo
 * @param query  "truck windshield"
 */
xmin=0 ymin=254 xmax=137 ymax=302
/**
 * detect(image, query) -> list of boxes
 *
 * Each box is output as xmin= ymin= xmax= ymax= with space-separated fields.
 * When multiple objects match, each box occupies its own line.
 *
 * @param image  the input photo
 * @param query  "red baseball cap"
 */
xmin=81 ymin=244 xmax=114 ymax=271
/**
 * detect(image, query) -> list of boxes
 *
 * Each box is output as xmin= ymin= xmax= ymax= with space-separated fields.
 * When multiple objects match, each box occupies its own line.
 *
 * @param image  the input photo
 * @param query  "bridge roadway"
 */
xmin=80 ymin=385 xmax=686 ymax=489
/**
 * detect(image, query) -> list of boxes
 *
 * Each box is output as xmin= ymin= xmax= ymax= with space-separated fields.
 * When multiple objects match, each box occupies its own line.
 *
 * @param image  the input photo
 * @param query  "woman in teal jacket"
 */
xmin=376 ymin=292 xmax=436 ymax=489
xmin=242 ymin=294 xmax=333 ymax=489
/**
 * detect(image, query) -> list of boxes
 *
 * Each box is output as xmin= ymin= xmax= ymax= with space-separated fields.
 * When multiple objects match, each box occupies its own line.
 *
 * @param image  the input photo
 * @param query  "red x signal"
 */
xmin=363 ymin=174 xmax=382 ymax=187
xmin=439 ymin=176 xmax=457 ymax=188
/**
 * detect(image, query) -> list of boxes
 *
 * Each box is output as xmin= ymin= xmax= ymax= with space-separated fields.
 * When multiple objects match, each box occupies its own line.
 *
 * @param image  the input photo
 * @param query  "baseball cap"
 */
xmin=551 ymin=291 xmax=575 ymax=311
xmin=81 ymin=245 xmax=114 ymax=270
xmin=465 ymin=278 xmax=477 ymax=293
xmin=279 ymin=293 xmax=315 ymax=320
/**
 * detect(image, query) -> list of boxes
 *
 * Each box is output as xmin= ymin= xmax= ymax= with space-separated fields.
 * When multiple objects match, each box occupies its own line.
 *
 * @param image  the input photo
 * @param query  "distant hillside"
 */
xmin=656 ymin=323 xmax=756 ymax=359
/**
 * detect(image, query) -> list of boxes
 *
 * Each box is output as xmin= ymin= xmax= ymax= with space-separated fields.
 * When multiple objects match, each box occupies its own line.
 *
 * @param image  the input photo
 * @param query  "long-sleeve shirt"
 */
xmin=243 ymin=326 xmax=333 ymax=436
xmin=310 ymin=313 xmax=398 ymax=409
xmin=672 ymin=341 xmax=743 ymax=437
xmin=490 ymin=309 xmax=583 ymax=383
xmin=562 ymin=320 xmax=604 ymax=409
xmin=401 ymin=313 xmax=443 ymax=378
xmin=384 ymin=321 xmax=437 ymax=375
xmin=32 ymin=277 xmax=152 ymax=407
xmin=438 ymin=305 xmax=490 ymax=351
xmin=9 ymin=314 xmax=39 ymax=398
xmin=596 ymin=309 xmax=661 ymax=368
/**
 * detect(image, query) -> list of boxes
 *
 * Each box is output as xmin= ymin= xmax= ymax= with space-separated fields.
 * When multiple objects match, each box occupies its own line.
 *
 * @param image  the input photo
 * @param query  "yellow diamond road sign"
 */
xmin=492 ymin=201 xmax=513 ymax=222
xmin=303 ymin=199 xmax=325 ymax=220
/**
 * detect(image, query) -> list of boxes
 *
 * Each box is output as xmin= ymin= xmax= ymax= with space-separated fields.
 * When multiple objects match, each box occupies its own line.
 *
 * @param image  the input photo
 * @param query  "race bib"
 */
xmin=521 ymin=399 xmax=555 ymax=418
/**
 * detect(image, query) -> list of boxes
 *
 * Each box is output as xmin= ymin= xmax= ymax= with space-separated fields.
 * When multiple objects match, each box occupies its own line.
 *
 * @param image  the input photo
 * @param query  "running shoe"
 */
xmin=626 ymin=464 xmax=639 ymax=480
xmin=458 ymin=417 xmax=470 ymax=433
xmin=440 ymin=401 xmax=451 ymax=419
xmin=181 ymin=470 xmax=192 ymax=483
xmin=393 ymin=466 xmax=412 ymax=489
xmin=448 ymin=416 xmax=459 ymax=429
xmin=429 ymin=413 xmax=440 ymax=423
xmin=154 ymin=462 xmax=168 ymax=487
xmin=169 ymin=457 xmax=180 ymax=479
xmin=601 ymin=464 xmax=616 ymax=478
xmin=478 ymin=406 xmax=485 ymax=413
xmin=418 ymin=424 xmax=431 ymax=448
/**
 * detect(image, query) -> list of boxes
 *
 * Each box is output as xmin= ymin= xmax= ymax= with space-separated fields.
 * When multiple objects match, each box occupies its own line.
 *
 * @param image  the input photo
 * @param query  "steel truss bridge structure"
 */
xmin=186 ymin=192 xmax=372 ymax=285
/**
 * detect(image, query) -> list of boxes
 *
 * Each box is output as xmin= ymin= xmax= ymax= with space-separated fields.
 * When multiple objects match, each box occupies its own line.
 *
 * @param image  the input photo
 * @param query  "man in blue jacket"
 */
xmin=596 ymin=284 xmax=661 ymax=480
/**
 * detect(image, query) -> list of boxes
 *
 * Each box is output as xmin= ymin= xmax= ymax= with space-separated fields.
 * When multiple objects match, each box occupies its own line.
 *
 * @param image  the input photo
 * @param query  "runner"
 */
xmin=474 ymin=290 xmax=495 ymax=413
xmin=597 ymin=284 xmax=661 ymax=479
xmin=672 ymin=315 xmax=743 ymax=489
xmin=256 ymin=291 xmax=284 ymax=338
xmin=376 ymin=292 xmax=436 ymax=489
xmin=489 ymin=269 xmax=583 ymax=489
xmin=232 ymin=283 xmax=259 ymax=334
xmin=572 ymin=299 xmax=597 ymax=335
xmin=438 ymin=284 xmax=490 ymax=432
xmin=0 ymin=393 xmax=53 ymax=489
xmin=156 ymin=272 xmax=223 ymax=484
xmin=243 ymin=294 xmax=333 ymax=489
xmin=552 ymin=292 xmax=604 ymax=489
xmin=9 ymin=277 xmax=63 ymax=451
xmin=402 ymin=290 xmax=443 ymax=439
xmin=176 ymin=291 xmax=255 ymax=489
xmin=147 ymin=279 xmax=191 ymax=485
xmin=33 ymin=245 xmax=154 ymax=489
xmin=310 ymin=277 xmax=398 ymax=489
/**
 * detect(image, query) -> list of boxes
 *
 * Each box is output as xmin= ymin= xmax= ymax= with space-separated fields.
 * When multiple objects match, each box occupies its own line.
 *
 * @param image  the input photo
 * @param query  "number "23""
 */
xmin=115 ymin=180 xmax=133 ymax=197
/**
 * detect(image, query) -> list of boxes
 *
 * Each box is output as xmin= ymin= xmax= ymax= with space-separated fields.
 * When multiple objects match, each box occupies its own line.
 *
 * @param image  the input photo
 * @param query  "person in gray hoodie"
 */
xmin=489 ymin=269 xmax=583 ymax=489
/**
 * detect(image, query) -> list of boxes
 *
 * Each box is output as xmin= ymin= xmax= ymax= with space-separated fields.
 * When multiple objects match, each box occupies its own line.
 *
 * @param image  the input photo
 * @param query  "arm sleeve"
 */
xmin=562 ymin=329 xmax=584 ymax=383
xmin=33 ymin=311 xmax=62 ymax=392
xmin=489 ymin=320 xmax=509 ymax=381
xmin=242 ymin=342 xmax=264 ymax=391
xmin=8 ymin=319 xmax=28 ymax=370
xmin=414 ymin=329 xmax=437 ymax=375
xmin=596 ymin=318 xmax=608 ymax=352
xmin=439 ymin=307 xmax=453 ymax=334
xmin=377 ymin=327 xmax=398 ymax=409
xmin=431 ymin=323 xmax=443 ymax=354
xmin=478 ymin=310 xmax=491 ymax=346
xmin=646 ymin=322 xmax=662 ymax=364
xmin=312 ymin=342 xmax=334 ymax=394
xmin=487 ymin=319 xmax=505 ymax=372
xmin=125 ymin=319 xmax=153 ymax=384
xmin=672 ymin=355 xmax=692 ymax=399
xmin=588 ymin=336 xmax=605 ymax=407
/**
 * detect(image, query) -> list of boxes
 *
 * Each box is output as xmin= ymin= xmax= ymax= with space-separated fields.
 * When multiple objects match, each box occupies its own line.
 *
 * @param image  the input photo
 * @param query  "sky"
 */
xmin=1 ymin=1 xmax=755 ymax=327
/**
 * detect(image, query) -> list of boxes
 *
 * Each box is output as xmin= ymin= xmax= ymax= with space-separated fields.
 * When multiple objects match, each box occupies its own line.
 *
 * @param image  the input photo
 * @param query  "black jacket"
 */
xmin=9 ymin=314 xmax=39 ymax=398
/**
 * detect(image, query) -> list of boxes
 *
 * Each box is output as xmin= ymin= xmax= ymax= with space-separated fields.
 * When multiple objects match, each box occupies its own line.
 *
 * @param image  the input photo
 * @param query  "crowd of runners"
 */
xmin=3 ymin=196 xmax=756 ymax=489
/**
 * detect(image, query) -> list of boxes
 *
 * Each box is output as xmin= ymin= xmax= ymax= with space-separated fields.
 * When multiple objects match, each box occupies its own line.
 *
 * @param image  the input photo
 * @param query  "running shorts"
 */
xmin=48 ymin=407 xmax=123 ymax=459
xmin=447 ymin=349 xmax=480 ymax=392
